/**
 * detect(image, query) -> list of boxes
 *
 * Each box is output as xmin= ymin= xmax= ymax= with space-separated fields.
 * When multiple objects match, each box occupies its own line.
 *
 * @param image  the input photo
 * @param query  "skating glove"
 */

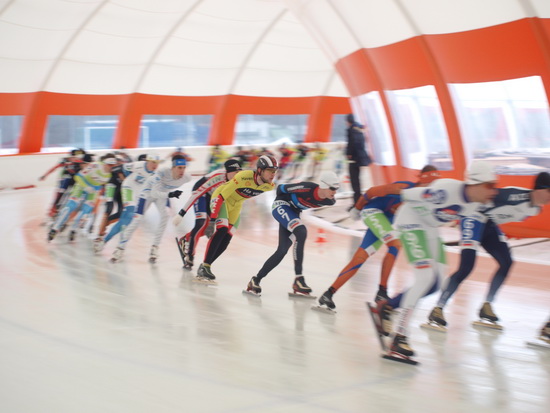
xmin=349 ymin=207 xmax=361 ymax=221
xmin=168 ymin=190 xmax=183 ymax=199
xmin=204 ymin=220 xmax=216 ymax=238
xmin=172 ymin=209 xmax=185 ymax=226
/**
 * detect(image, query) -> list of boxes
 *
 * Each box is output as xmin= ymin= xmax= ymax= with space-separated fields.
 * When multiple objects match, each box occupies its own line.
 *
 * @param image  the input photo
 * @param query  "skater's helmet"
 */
xmin=257 ymin=155 xmax=278 ymax=170
xmin=224 ymin=159 xmax=242 ymax=173
xmin=466 ymin=161 xmax=496 ymax=185
xmin=534 ymin=172 xmax=550 ymax=189
xmin=319 ymin=171 xmax=340 ymax=190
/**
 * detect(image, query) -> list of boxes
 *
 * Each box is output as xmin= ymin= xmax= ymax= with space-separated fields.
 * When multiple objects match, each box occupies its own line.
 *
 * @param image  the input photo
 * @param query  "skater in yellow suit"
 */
xmin=196 ymin=155 xmax=279 ymax=282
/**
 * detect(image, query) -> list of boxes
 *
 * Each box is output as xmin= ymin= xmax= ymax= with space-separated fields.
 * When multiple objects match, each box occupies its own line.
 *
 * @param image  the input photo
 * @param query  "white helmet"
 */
xmin=145 ymin=154 xmax=161 ymax=162
xmin=466 ymin=161 xmax=496 ymax=185
xmin=319 ymin=171 xmax=340 ymax=190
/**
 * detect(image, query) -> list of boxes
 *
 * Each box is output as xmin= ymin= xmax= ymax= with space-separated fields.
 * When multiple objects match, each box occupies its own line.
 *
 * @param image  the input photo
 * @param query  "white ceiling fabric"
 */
xmin=1 ymin=0 xmax=549 ymax=97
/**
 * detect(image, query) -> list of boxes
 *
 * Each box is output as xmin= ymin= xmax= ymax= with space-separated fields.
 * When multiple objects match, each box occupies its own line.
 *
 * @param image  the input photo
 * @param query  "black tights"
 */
xmin=256 ymin=225 xmax=307 ymax=280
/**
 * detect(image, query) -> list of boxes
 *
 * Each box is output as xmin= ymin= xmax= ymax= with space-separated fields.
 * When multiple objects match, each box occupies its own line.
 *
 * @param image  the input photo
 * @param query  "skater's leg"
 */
xmin=436 ymin=249 xmax=476 ymax=307
xmin=256 ymin=225 xmax=292 ymax=281
xmin=483 ymin=230 xmax=512 ymax=303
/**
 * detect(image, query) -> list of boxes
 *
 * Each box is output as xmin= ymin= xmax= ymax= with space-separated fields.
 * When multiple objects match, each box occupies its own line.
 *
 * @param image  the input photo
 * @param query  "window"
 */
xmin=139 ymin=115 xmax=212 ymax=148
xmin=330 ymin=114 xmax=347 ymax=142
xmin=234 ymin=114 xmax=308 ymax=146
xmin=354 ymin=92 xmax=396 ymax=166
xmin=386 ymin=85 xmax=452 ymax=170
xmin=43 ymin=116 xmax=118 ymax=152
xmin=0 ymin=116 xmax=23 ymax=155
xmin=450 ymin=76 xmax=550 ymax=175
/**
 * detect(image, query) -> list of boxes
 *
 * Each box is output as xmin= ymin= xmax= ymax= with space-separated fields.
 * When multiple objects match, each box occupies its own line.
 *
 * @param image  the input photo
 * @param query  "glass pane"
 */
xmin=354 ymin=92 xmax=395 ymax=165
xmin=43 ymin=116 xmax=118 ymax=152
xmin=0 ymin=115 xmax=23 ymax=155
xmin=234 ymin=114 xmax=308 ymax=146
xmin=386 ymin=85 xmax=452 ymax=170
xmin=451 ymin=76 xmax=550 ymax=175
xmin=330 ymin=114 xmax=347 ymax=142
xmin=139 ymin=115 xmax=212 ymax=148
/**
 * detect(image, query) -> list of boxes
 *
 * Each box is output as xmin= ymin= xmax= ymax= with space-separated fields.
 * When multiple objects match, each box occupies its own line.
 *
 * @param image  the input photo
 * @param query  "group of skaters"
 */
xmin=207 ymin=142 xmax=332 ymax=182
xmin=42 ymin=146 xmax=550 ymax=365
xmin=316 ymin=160 xmax=550 ymax=364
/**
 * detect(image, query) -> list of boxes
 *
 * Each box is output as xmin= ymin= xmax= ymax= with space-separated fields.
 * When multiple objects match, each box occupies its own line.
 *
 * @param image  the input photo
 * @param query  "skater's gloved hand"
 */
xmin=349 ymin=207 xmax=361 ymax=221
xmin=168 ymin=190 xmax=183 ymax=199
xmin=172 ymin=209 xmax=185 ymax=226
xmin=205 ymin=220 xmax=215 ymax=238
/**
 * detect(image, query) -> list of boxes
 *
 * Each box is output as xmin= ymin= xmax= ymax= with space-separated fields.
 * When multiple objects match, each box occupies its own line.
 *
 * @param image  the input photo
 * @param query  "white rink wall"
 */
xmin=0 ymin=143 xmax=348 ymax=190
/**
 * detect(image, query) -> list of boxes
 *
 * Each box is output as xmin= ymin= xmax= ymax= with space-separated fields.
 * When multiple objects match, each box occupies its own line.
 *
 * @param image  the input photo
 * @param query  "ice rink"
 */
xmin=1 ymin=186 xmax=549 ymax=413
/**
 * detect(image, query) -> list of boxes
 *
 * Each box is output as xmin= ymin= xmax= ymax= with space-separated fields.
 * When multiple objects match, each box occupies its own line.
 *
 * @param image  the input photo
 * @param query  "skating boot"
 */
xmin=47 ymin=228 xmax=58 ymax=242
xmin=69 ymin=230 xmax=76 ymax=242
xmin=374 ymin=286 xmax=389 ymax=303
xmin=368 ymin=300 xmax=393 ymax=337
xmin=289 ymin=276 xmax=316 ymax=299
xmin=311 ymin=289 xmax=336 ymax=313
xmin=473 ymin=302 xmax=502 ymax=330
xmin=243 ymin=276 xmax=262 ymax=297
xmin=541 ymin=322 xmax=550 ymax=344
xmin=93 ymin=237 xmax=105 ymax=254
xmin=149 ymin=245 xmax=159 ymax=263
xmin=175 ymin=237 xmax=187 ymax=266
xmin=527 ymin=321 xmax=550 ymax=349
xmin=383 ymin=334 xmax=418 ymax=365
xmin=195 ymin=263 xmax=217 ymax=285
xmin=421 ymin=306 xmax=447 ymax=332
xmin=110 ymin=247 xmax=125 ymax=263
xmin=183 ymin=255 xmax=194 ymax=270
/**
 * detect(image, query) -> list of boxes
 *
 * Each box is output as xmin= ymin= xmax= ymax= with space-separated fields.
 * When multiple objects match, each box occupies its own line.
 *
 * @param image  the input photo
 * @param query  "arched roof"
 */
xmin=2 ymin=0 xmax=550 ymax=98
xmin=0 ymin=0 xmax=347 ymax=97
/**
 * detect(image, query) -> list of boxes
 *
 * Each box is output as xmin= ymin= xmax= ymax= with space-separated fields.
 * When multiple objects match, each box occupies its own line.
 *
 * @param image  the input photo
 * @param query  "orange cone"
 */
xmin=315 ymin=228 xmax=327 ymax=243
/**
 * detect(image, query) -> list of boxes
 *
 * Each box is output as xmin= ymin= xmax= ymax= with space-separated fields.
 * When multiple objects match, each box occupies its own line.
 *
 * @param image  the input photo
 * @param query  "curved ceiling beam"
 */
xmin=39 ymin=0 xmax=111 ymax=91
xmin=226 ymin=9 xmax=287 ymax=94
xmin=132 ymin=0 xmax=204 ymax=93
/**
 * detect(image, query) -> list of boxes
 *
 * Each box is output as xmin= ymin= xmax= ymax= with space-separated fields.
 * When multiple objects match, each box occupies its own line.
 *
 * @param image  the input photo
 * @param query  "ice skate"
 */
xmin=383 ymin=334 xmax=419 ymax=365
xmin=288 ymin=276 xmax=316 ymax=299
xmin=374 ymin=286 xmax=389 ymax=303
xmin=367 ymin=302 xmax=389 ymax=352
xmin=420 ymin=306 xmax=448 ymax=332
xmin=194 ymin=263 xmax=217 ymax=285
xmin=93 ymin=237 xmax=104 ymax=254
xmin=311 ymin=289 xmax=337 ymax=314
xmin=527 ymin=322 xmax=550 ymax=349
xmin=367 ymin=301 xmax=392 ymax=337
xmin=242 ymin=276 xmax=261 ymax=297
xmin=68 ymin=230 xmax=76 ymax=242
xmin=47 ymin=228 xmax=57 ymax=242
xmin=183 ymin=255 xmax=194 ymax=270
xmin=148 ymin=245 xmax=159 ymax=263
xmin=175 ymin=237 xmax=187 ymax=266
xmin=110 ymin=247 xmax=125 ymax=263
xmin=472 ymin=302 xmax=503 ymax=330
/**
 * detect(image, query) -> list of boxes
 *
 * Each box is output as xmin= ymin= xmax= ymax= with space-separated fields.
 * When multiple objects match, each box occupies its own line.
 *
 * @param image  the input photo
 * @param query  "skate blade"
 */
xmin=175 ymin=237 xmax=186 ymax=261
xmin=367 ymin=303 xmax=390 ymax=337
xmin=193 ymin=276 xmax=217 ymax=286
xmin=183 ymin=264 xmax=193 ymax=271
xmin=311 ymin=305 xmax=336 ymax=314
xmin=382 ymin=353 xmax=419 ymax=366
xmin=367 ymin=303 xmax=388 ymax=351
xmin=288 ymin=292 xmax=317 ymax=299
xmin=472 ymin=320 xmax=503 ymax=330
xmin=526 ymin=340 xmax=550 ymax=349
xmin=242 ymin=290 xmax=261 ymax=297
xmin=420 ymin=322 xmax=447 ymax=333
